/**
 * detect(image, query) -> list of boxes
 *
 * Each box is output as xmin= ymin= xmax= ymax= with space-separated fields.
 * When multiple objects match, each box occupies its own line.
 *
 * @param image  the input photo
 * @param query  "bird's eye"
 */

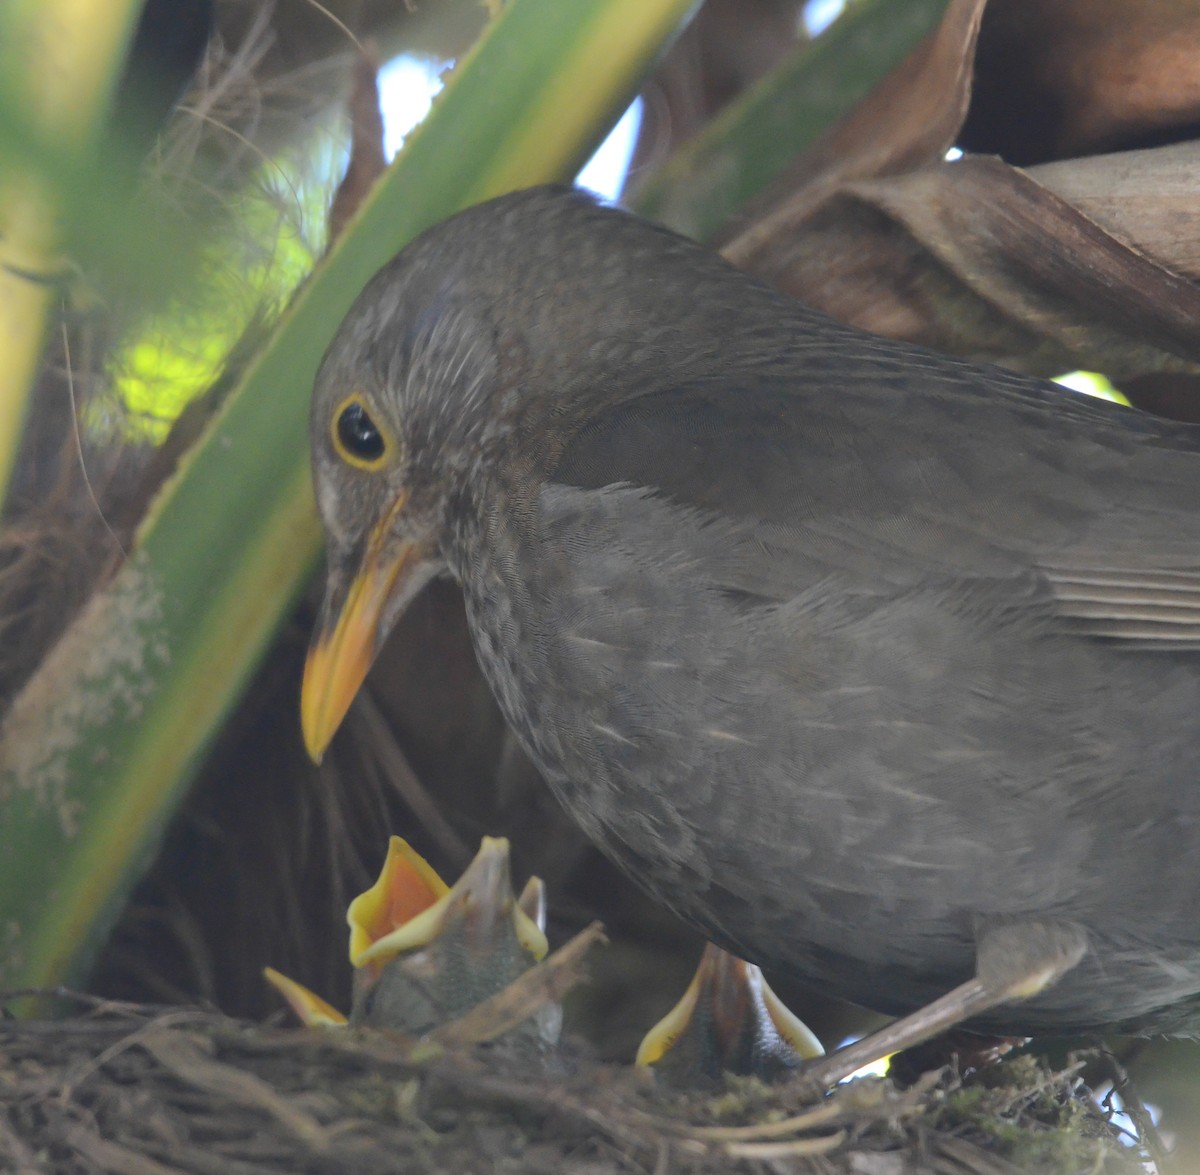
xmin=331 ymin=394 xmax=387 ymax=469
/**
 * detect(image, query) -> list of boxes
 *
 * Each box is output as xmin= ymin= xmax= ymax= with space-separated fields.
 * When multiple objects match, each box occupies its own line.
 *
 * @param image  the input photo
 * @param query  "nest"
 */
xmin=1 ymin=992 xmax=1147 ymax=1175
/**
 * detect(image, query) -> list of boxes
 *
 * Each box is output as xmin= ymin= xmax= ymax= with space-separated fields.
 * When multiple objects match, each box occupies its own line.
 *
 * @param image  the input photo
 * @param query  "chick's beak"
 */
xmin=302 ymin=495 xmax=424 ymax=762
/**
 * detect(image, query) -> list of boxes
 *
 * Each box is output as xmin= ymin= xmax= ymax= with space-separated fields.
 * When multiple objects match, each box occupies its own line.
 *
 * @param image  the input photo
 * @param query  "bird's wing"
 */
xmin=549 ymin=372 xmax=1200 ymax=648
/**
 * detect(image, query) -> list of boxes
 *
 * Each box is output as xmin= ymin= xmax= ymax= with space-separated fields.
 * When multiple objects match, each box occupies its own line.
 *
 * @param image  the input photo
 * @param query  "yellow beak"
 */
xmin=302 ymin=507 xmax=420 ymax=761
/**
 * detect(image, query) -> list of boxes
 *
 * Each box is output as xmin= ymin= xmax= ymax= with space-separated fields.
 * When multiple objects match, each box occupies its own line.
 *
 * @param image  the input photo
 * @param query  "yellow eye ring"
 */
xmin=331 ymin=393 xmax=391 ymax=471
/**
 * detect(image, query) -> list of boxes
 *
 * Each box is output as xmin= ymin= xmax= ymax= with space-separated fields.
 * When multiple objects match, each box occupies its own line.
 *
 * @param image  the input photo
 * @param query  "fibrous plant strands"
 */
xmin=0 ymin=994 xmax=1148 ymax=1175
xmin=0 ymin=2 xmax=346 ymax=718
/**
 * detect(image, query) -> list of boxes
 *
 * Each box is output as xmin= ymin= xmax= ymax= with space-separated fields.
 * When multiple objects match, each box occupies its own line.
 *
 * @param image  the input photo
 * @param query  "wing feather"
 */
xmin=550 ymin=376 xmax=1200 ymax=650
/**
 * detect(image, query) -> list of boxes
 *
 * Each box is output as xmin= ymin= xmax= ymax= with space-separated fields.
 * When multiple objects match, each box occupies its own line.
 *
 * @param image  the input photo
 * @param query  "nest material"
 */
xmin=0 ymin=995 xmax=1146 ymax=1175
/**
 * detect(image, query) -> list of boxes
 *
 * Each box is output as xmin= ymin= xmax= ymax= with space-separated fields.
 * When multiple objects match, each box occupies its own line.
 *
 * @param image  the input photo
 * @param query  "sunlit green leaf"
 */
xmin=0 ymin=0 xmax=698 ymax=998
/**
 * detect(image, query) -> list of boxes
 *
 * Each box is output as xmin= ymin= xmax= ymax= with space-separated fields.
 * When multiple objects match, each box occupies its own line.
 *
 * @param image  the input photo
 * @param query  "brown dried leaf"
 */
xmin=328 ymin=47 xmax=387 ymax=245
xmin=1031 ymin=142 xmax=1200 ymax=282
xmin=962 ymin=0 xmax=1200 ymax=165
xmin=717 ymin=0 xmax=986 ymax=252
xmin=728 ymin=152 xmax=1200 ymax=379
xmin=713 ymin=2 xmax=1200 ymax=384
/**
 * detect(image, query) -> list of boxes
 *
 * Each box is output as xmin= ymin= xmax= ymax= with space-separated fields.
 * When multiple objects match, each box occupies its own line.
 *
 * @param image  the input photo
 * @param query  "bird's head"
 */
xmin=301 ymin=184 xmax=787 ymax=759
xmin=301 ymin=248 xmax=500 ymax=761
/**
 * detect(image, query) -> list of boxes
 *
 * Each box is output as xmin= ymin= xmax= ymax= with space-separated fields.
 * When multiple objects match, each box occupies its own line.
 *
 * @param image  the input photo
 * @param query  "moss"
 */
xmin=935 ymin=1054 xmax=1134 ymax=1173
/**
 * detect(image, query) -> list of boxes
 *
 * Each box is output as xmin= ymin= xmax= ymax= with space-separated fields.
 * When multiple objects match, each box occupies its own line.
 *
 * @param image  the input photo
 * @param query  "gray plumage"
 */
xmin=310 ymin=185 xmax=1200 ymax=1036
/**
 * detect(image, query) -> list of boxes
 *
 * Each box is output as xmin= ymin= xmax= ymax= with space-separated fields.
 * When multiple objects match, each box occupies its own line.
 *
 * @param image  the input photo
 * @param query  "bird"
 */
xmin=637 ymin=941 xmax=824 ymax=1085
xmin=265 ymin=834 xmax=556 ymax=1043
xmin=300 ymin=183 xmax=1200 ymax=1064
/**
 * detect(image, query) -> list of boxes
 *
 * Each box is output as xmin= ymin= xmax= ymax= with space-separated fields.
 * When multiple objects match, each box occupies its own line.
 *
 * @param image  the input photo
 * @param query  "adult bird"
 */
xmin=301 ymin=185 xmax=1200 ymax=1066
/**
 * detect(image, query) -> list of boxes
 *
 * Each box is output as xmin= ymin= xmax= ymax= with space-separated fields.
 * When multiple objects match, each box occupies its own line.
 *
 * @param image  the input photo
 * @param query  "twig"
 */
xmin=1096 ymin=1047 xmax=1169 ymax=1174
xmin=723 ymin=1129 xmax=846 ymax=1159
xmin=66 ymin=1126 xmax=188 ymax=1175
xmin=138 ymin=1030 xmax=330 ymax=1151
xmin=433 ymin=921 xmax=606 ymax=1047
